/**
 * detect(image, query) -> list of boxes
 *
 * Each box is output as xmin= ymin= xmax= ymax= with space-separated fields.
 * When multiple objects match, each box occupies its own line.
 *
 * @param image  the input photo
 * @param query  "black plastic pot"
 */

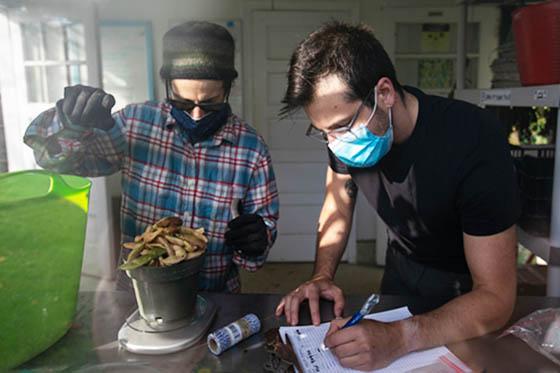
xmin=126 ymin=255 xmax=205 ymax=327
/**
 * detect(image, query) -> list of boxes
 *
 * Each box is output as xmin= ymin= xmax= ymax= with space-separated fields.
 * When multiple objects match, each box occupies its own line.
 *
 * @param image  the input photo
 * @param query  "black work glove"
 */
xmin=225 ymin=214 xmax=269 ymax=258
xmin=56 ymin=84 xmax=116 ymax=131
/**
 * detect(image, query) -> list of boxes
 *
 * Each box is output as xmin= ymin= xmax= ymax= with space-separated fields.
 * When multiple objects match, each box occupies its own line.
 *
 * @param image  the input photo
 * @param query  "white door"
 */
xmin=0 ymin=1 xmax=117 ymax=282
xmin=252 ymin=10 xmax=357 ymax=261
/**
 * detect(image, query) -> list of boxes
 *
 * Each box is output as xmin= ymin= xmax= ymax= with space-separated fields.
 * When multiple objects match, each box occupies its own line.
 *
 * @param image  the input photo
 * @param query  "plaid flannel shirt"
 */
xmin=24 ymin=101 xmax=279 ymax=292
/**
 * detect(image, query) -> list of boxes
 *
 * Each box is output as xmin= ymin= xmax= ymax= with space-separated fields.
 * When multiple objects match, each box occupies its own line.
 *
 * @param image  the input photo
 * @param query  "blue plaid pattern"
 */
xmin=24 ymin=101 xmax=279 ymax=292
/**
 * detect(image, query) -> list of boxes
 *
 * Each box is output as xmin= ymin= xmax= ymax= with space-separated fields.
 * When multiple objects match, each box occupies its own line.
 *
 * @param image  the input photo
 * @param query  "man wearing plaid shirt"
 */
xmin=23 ymin=21 xmax=279 ymax=293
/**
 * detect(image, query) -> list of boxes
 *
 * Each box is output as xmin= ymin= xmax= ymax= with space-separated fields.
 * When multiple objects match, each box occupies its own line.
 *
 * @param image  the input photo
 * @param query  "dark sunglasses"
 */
xmin=165 ymin=81 xmax=228 ymax=112
xmin=167 ymin=98 xmax=227 ymax=112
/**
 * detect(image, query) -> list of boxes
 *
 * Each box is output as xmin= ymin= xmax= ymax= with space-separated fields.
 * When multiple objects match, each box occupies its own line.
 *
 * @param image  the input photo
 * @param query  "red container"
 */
xmin=512 ymin=0 xmax=560 ymax=86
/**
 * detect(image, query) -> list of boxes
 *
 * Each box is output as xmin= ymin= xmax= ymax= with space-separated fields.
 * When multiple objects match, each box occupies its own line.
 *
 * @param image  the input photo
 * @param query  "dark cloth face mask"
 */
xmin=166 ymin=80 xmax=231 ymax=144
xmin=169 ymin=102 xmax=231 ymax=144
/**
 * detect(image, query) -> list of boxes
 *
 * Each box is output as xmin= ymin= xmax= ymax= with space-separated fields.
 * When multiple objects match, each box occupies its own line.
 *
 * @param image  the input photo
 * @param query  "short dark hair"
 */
xmin=280 ymin=21 xmax=403 ymax=117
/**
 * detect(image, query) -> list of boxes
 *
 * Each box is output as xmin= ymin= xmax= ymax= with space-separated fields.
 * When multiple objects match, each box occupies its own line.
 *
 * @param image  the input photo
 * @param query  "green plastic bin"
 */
xmin=0 ymin=170 xmax=91 ymax=370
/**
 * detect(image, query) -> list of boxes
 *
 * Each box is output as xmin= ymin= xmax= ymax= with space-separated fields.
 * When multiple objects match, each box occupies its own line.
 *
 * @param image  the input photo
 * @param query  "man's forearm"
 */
xmin=398 ymin=287 xmax=515 ymax=353
xmin=311 ymin=171 xmax=357 ymax=280
xmin=312 ymin=235 xmax=347 ymax=280
xmin=399 ymin=228 xmax=518 ymax=353
xmin=312 ymin=180 xmax=356 ymax=280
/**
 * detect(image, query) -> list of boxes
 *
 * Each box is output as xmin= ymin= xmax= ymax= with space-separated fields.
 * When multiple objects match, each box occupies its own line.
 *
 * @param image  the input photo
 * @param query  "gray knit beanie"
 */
xmin=160 ymin=21 xmax=238 ymax=81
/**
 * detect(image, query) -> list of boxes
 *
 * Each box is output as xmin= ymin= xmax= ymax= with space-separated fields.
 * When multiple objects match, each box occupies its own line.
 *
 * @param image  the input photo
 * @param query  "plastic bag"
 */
xmin=500 ymin=308 xmax=560 ymax=365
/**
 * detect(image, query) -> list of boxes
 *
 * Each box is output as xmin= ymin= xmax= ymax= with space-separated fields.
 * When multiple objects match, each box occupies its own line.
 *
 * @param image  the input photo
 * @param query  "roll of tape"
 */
xmin=207 ymin=313 xmax=261 ymax=355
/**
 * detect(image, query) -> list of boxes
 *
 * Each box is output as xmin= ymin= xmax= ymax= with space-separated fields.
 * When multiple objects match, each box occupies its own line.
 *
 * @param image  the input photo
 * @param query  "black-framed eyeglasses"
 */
xmin=306 ymin=87 xmax=377 ymax=144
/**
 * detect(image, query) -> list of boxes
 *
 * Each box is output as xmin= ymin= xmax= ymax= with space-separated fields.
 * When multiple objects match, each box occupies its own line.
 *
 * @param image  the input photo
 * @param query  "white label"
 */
xmin=534 ymin=89 xmax=548 ymax=101
xmin=480 ymin=89 xmax=511 ymax=106
xmin=226 ymin=323 xmax=243 ymax=344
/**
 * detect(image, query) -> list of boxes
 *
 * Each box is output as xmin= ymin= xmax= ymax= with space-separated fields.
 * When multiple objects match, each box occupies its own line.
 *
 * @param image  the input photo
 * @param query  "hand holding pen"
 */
xmin=321 ymin=293 xmax=380 ymax=350
xmin=322 ymin=293 xmax=408 ymax=370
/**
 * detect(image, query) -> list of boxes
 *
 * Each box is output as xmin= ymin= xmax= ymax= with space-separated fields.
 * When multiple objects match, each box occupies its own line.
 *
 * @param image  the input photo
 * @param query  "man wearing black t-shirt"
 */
xmin=275 ymin=22 xmax=520 ymax=371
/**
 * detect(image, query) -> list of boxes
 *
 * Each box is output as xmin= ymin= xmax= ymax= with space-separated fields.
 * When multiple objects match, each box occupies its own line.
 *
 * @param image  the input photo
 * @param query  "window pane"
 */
xmin=395 ymin=22 xmax=480 ymax=54
xmin=66 ymin=23 xmax=86 ymax=61
xmin=395 ymin=58 xmax=454 ymax=90
xmin=68 ymin=64 xmax=88 ymax=85
xmin=21 ymin=23 xmax=42 ymax=61
xmin=80 ymin=64 xmax=88 ymax=85
xmin=418 ymin=59 xmax=454 ymax=89
xmin=46 ymin=66 xmax=68 ymax=102
xmin=395 ymin=59 xmax=418 ymax=86
xmin=396 ymin=57 xmax=478 ymax=92
xmin=25 ymin=66 xmax=45 ymax=102
xmin=43 ymin=22 xmax=65 ymax=61
xmin=466 ymin=23 xmax=480 ymax=54
xmin=396 ymin=24 xmax=425 ymax=54
xmin=465 ymin=57 xmax=479 ymax=88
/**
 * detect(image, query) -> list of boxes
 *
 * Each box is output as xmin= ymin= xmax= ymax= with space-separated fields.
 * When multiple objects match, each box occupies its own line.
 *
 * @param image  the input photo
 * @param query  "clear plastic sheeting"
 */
xmin=500 ymin=308 xmax=560 ymax=365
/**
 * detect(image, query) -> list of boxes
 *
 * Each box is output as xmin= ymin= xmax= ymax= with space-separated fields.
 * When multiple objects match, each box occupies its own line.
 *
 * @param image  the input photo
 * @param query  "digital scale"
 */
xmin=118 ymin=295 xmax=217 ymax=355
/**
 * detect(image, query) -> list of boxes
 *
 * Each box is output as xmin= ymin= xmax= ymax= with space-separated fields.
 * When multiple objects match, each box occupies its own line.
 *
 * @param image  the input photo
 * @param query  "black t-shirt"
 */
xmin=329 ymin=86 xmax=521 ymax=273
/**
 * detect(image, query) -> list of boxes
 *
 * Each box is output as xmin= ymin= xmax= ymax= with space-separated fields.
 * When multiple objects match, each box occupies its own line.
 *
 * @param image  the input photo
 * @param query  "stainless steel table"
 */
xmin=17 ymin=292 xmax=560 ymax=372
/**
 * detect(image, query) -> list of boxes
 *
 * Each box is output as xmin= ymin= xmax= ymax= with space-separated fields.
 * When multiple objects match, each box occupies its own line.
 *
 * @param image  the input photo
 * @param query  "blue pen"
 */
xmin=321 ymin=293 xmax=380 ymax=350
xmin=342 ymin=293 xmax=380 ymax=328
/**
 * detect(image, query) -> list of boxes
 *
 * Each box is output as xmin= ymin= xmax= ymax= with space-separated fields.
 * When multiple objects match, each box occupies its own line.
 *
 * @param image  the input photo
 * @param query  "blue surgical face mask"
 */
xmin=327 ymin=92 xmax=393 ymax=168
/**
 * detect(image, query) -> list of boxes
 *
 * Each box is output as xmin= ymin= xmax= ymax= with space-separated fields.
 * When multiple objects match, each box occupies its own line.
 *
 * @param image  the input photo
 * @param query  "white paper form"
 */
xmin=279 ymin=307 xmax=472 ymax=373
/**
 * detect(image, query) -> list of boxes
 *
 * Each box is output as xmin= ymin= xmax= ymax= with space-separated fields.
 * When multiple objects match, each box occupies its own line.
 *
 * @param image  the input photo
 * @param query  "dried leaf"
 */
xmin=186 ymin=250 xmax=204 ymax=260
xmin=164 ymin=235 xmax=184 ymax=246
xmin=126 ymin=242 xmax=145 ymax=262
xmin=178 ymin=231 xmax=207 ymax=248
xmin=193 ymin=228 xmax=208 ymax=243
xmin=145 ymin=243 xmax=167 ymax=251
xmin=164 ymin=226 xmax=180 ymax=234
xmin=120 ymin=216 xmax=208 ymax=270
xmin=174 ymin=247 xmax=187 ymax=257
xmin=155 ymin=216 xmax=183 ymax=228
xmin=143 ymin=228 xmax=163 ymax=243
xmin=161 ymin=255 xmax=185 ymax=266
xmin=156 ymin=236 xmax=174 ymax=256
xmin=120 ymin=247 xmax=166 ymax=270
xmin=183 ymin=240 xmax=195 ymax=252
xmin=123 ymin=242 xmax=139 ymax=250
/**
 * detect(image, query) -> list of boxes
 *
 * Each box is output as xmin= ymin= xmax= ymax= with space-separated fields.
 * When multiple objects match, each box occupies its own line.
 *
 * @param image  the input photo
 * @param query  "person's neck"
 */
xmin=392 ymin=91 xmax=419 ymax=144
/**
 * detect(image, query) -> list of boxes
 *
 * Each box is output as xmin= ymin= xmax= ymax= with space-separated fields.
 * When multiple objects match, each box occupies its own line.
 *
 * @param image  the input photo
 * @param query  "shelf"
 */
xmin=455 ymin=4 xmax=560 ymax=296
xmin=517 ymin=225 xmax=550 ymax=262
xmin=455 ymin=85 xmax=560 ymax=108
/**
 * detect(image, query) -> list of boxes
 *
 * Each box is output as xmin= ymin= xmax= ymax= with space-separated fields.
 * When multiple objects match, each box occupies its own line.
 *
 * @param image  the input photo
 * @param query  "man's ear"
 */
xmin=376 ymin=77 xmax=396 ymax=109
